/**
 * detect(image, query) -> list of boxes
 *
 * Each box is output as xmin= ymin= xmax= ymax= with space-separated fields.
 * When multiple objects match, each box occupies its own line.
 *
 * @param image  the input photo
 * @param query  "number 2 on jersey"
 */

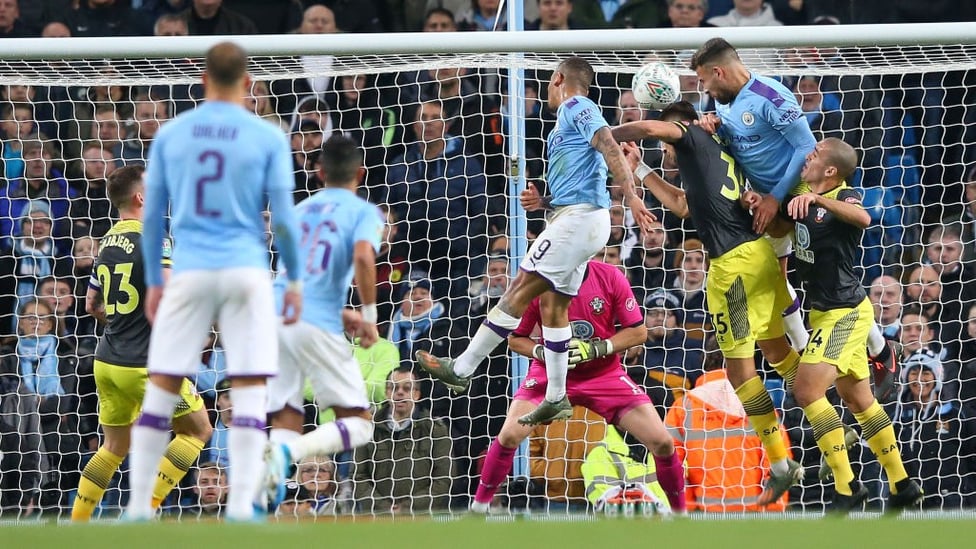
xmin=195 ymin=150 xmax=224 ymax=218
xmin=96 ymin=262 xmax=140 ymax=315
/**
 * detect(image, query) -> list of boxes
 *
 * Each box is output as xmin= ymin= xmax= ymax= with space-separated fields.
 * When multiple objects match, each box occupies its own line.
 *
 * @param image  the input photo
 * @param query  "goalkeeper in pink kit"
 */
xmin=469 ymin=259 xmax=685 ymax=513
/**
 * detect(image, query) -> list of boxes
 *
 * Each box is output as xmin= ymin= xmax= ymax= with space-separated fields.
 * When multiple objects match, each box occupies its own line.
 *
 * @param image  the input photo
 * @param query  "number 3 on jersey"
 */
xmin=96 ymin=262 xmax=140 ymax=315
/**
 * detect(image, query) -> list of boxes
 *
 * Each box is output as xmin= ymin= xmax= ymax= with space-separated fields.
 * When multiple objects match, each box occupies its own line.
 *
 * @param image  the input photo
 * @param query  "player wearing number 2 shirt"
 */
xmin=127 ymin=42 xmax=303 ymax=522
xmin=468 ymin=260 xmax=687 ymax=514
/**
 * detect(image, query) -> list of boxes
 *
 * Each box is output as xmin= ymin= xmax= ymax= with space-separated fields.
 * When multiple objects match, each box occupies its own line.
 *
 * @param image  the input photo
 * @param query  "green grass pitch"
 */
xmin=3 ymin=514 xmax=967 ymax=549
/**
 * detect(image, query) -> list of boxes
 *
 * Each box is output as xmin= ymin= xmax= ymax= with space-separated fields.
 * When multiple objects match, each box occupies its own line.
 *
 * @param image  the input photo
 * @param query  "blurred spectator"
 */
xmin=37 ymin=276 xmax=94 ymax=341
xmin=387 ymin=279 xmax=450 ymax=363
xmin=665 ymin=336 xmax=791 ymax=511
xmin=1 ymin=103 xmax=35 ymax=181
xmin=296 ymin=455 xmax=340 ymax=515
xmin=925 ymin=224 xmax=976 ymax=306
xmin=626 ymin=219 xmax=673 ymax=304
xmin=182 ymin=0 xmax=258 ymax=35
xmin=868 ymin=274 xmax=903 ymax=340
xmin=266 ymin=5 xmax=337 ymax=120
xmin=372 ymin=205 xmax=409 ymax=332
xmin=529 ymin=405 xmax=607 ymax=510
xmin=707 ymin=0 xmax=782 ymax=25
xmin=457 ymin=0 xmax=507 ymax=31
xmin=138 ymin=0 xmax=191 ymax=20
xmin=11 ymin=204 xmax=68 ymax=305
xmin=386 ymin=100 xmax=490 ymax=295
xmin=308 ymin=0 xmax=382 ymax=32
xmin=424 ymin=6 xmax=457 ymax=31
xmin=458 ymin=253 xmax=508 ymax=334
xmin=632 ymin=290 xmax=704 ymax=414
xmin=890 ymin=349 xmax=976 ymax=509
xmin=608 ymin=199 xmax=638 ymax=259
xmin=661 ymin=0 xmax=713 ymax=27
xmin=40 ymin=21 xmax=71 ymax=38
xmin=905 ymin=264 xmax=962 ymax=355
xmin=69 ymin=235 xmax=98 ymax=300
xmin=0 ymin=139 xmax=76 ymax=250
xmin=275 ymin=481 xmax=315 ymax=519
xmin=955 ymin=303 xmax=976 ymax=403
xmin=244 ymin=80 xmax=286 ymax=131
xmin=613 ymin=90 xmax=646 ymax=125
xmin=572 ymin=0 xmax=665 ymax=28
xmin=329 ymin=73 xmax=402 ymax=196
xmin=669 ymin=238 xmax=709 ymax=343
xmin=0 ymin=0 xmax=33 ymax=39
xmin=290 ymin=119 xmax=325 ymax=203
xmin=528 ymin=0 xmax=578 ymax=29
xmin=62 ymin=0 xmax=153 ymax=37
xmin=0 ymin=343 xmax=45 ymax=515
xmin=185 ymin=461 xmax=227 ymax=517
xmin=69 ymin=142 xmax=118 ymax=239
xmin=120 ymin=94 xmax=170 ymax=165
xmin=203 ymin=378 xmax=231 ymax=468
xmin=353 ymin=367 xmax=453 ymax=513
xmin=898 ymin=307 xmax=937 ymax=362
xmin=221 ymin=0 xmax=302 ymax=34
xmin=154 ymin=11 xmax=189 ymax=34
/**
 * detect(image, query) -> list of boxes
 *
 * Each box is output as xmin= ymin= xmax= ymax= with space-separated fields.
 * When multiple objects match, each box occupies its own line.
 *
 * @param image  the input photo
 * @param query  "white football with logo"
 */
xmin=631 ymin=62 xmax=681 ymax=110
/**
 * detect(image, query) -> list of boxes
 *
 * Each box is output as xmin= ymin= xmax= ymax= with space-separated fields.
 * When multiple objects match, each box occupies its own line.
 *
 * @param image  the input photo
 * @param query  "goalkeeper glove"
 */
xmin=568 ymin=338 xmax=614 ymax=365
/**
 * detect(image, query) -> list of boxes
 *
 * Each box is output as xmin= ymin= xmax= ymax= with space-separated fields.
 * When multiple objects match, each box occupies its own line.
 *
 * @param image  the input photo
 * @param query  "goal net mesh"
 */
xmin=1 ymin=38 xmax=975 ymax=519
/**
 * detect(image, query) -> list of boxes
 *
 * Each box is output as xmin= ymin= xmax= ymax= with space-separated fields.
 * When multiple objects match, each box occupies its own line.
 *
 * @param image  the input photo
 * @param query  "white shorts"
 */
xmin=519 ymin=205 xmax=611 ymax=296
xmin=267 ymin=321 xmax=369 ymax=414
xmin=148 ymin=267 xmax=278 ymax=379
xmin=764 ymin=233 xmax=794 ymax=258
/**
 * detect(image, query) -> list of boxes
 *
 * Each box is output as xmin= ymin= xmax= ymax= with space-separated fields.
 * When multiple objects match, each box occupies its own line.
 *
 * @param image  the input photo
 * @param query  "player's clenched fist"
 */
xmin=520 ymin=182 xmax=545 ymax=212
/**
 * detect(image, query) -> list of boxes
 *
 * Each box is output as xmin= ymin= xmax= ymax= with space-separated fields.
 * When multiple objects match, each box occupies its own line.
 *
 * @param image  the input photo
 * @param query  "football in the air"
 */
xmin=631 ymin=62 xmax=681 ymax=109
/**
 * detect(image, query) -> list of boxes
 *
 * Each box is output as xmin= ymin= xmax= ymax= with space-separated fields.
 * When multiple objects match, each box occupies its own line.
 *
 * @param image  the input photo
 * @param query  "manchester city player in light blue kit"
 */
xmin=263 ymin=135 xmax=383 ymax=506
xmin=127 ymin=42 xmax=303 ymax=522
xmin=690 ymin=37 xmax=815 ymax=352
xmin=418 ymin=56 xmax=656 ymax=426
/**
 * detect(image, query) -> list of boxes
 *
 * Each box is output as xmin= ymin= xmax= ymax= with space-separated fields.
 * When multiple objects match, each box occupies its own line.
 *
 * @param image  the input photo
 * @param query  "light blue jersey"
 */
xmin=716 ymin=74 xmax=817 ymax=202
xmin=546 ymin=95 xmax=611 ymax=209
xmin=275 ymin=188 xmax=383 ymax=335
xmin=142 ymin=101 xmax=301 ymax=286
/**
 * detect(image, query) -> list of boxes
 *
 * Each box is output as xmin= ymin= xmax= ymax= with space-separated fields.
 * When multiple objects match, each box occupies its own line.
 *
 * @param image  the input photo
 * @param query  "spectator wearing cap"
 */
xmin=387 ymin=278 xmax=451 ymax=364
xmin=12 ymin=203 xmax=68 ymax=307
xmin=0 ymin=140 xmax=76 ymax=251
xmin=632 ymin=290 xmax=705 ymax=414
xmin=889 ymin=349 xmax=976 ymax=509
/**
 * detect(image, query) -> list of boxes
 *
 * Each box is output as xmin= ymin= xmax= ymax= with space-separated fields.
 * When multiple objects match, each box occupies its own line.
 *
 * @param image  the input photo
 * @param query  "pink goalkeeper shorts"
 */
xmin=513 ymin=362 xmax=652 ymax=425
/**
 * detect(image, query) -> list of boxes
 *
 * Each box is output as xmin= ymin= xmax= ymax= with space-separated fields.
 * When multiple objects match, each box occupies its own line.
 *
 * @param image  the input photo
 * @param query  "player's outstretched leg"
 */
xmin=471 ymin=400 xmax=536 ymax=513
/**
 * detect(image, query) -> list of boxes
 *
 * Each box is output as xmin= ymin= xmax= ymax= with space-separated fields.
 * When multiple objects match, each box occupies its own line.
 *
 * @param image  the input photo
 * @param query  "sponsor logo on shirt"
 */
xmin=566 ymin=98 xmax=579 ymax=108
xmin=625 ymin=297 xmax=637 ymax=311
xmin=570 ymin=320 xmax=595 ymax=340
xmin=778 ymin=107 xmax=802 ymax=124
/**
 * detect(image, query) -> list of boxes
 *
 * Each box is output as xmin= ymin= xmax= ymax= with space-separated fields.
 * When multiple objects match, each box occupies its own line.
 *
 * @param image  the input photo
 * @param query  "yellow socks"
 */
xmin=72 ymin=448 xmax=124 ymax=522
xmin=855 ymin=400 xmax=909 ymax=492
xmin=804 ymin=398 xmax=855 ymax=495
xmin=152 ymin=434 xmax=206 ymax=508
xmin=770 ymin=348 xmax=800 ymax=392
xmin=735 ymin=376 xmax=789 ymax=463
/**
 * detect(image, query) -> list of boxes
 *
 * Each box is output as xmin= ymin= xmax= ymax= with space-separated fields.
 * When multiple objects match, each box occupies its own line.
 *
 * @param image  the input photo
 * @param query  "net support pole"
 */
xmin=505 ymin=0 xmax=531 ymax=480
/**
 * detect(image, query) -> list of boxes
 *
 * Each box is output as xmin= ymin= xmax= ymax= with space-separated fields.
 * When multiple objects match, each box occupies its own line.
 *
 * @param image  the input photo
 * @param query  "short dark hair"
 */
xmin=689 ymin=37 xmax=740 ymax=70
xmin=425 ymin=7 xmax=455 ymax=23
xmin=205 ymin=42 xmax=248 ymax=87
xmin=319 ymin=135 xmax=362 ymax=185
xmin=659 ymin=100 xmax=698 ymax=123
xmin=557 ymin=56 xmax=595 ymax=89
xmin=107 ymin=165 xmax=145 ymax=210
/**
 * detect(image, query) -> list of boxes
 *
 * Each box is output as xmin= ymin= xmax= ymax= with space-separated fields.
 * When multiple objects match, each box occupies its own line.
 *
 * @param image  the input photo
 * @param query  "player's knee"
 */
xmin=496 ymin=425 xmax=527 ymax=449
xmin=339 ymin=416 xmax=374 ymax=449
xmin=650 ymin=436 xmax=675 ymax=457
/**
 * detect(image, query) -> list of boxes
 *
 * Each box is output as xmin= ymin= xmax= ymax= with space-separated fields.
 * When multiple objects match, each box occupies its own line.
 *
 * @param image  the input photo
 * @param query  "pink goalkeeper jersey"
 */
xmin=513 ymin=260 xmax=644 ymax=379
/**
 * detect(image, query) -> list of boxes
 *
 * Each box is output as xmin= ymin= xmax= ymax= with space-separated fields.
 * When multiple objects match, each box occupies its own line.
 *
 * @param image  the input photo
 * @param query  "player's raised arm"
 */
xmin=592 ymin=126 xmax=656 ymax=233
xmin=610 ymin=119 xmax=684 ymax=144
xmin=621 ymin=142 xmax=689 ymax=219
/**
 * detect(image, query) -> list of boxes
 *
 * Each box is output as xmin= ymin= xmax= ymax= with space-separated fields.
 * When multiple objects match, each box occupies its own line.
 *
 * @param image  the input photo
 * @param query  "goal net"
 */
xmin=0 ymin=23 xmax=974 ymax=520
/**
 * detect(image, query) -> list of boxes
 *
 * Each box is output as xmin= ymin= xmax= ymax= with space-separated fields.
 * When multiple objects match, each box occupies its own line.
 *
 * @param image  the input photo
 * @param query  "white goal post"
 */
xmin=0 ymin=21 xmax=974 ymax=519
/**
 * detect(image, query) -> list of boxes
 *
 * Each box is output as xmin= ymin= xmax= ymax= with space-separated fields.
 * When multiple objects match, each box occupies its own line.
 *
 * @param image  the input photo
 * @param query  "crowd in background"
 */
xmin=0 ymin=0 xmax=975 ymax=517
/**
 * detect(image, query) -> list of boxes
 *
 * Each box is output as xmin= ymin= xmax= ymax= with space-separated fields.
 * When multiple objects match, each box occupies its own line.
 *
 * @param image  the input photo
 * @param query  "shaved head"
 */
xmin=822 ymin=137 xmax=858 ymax=181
